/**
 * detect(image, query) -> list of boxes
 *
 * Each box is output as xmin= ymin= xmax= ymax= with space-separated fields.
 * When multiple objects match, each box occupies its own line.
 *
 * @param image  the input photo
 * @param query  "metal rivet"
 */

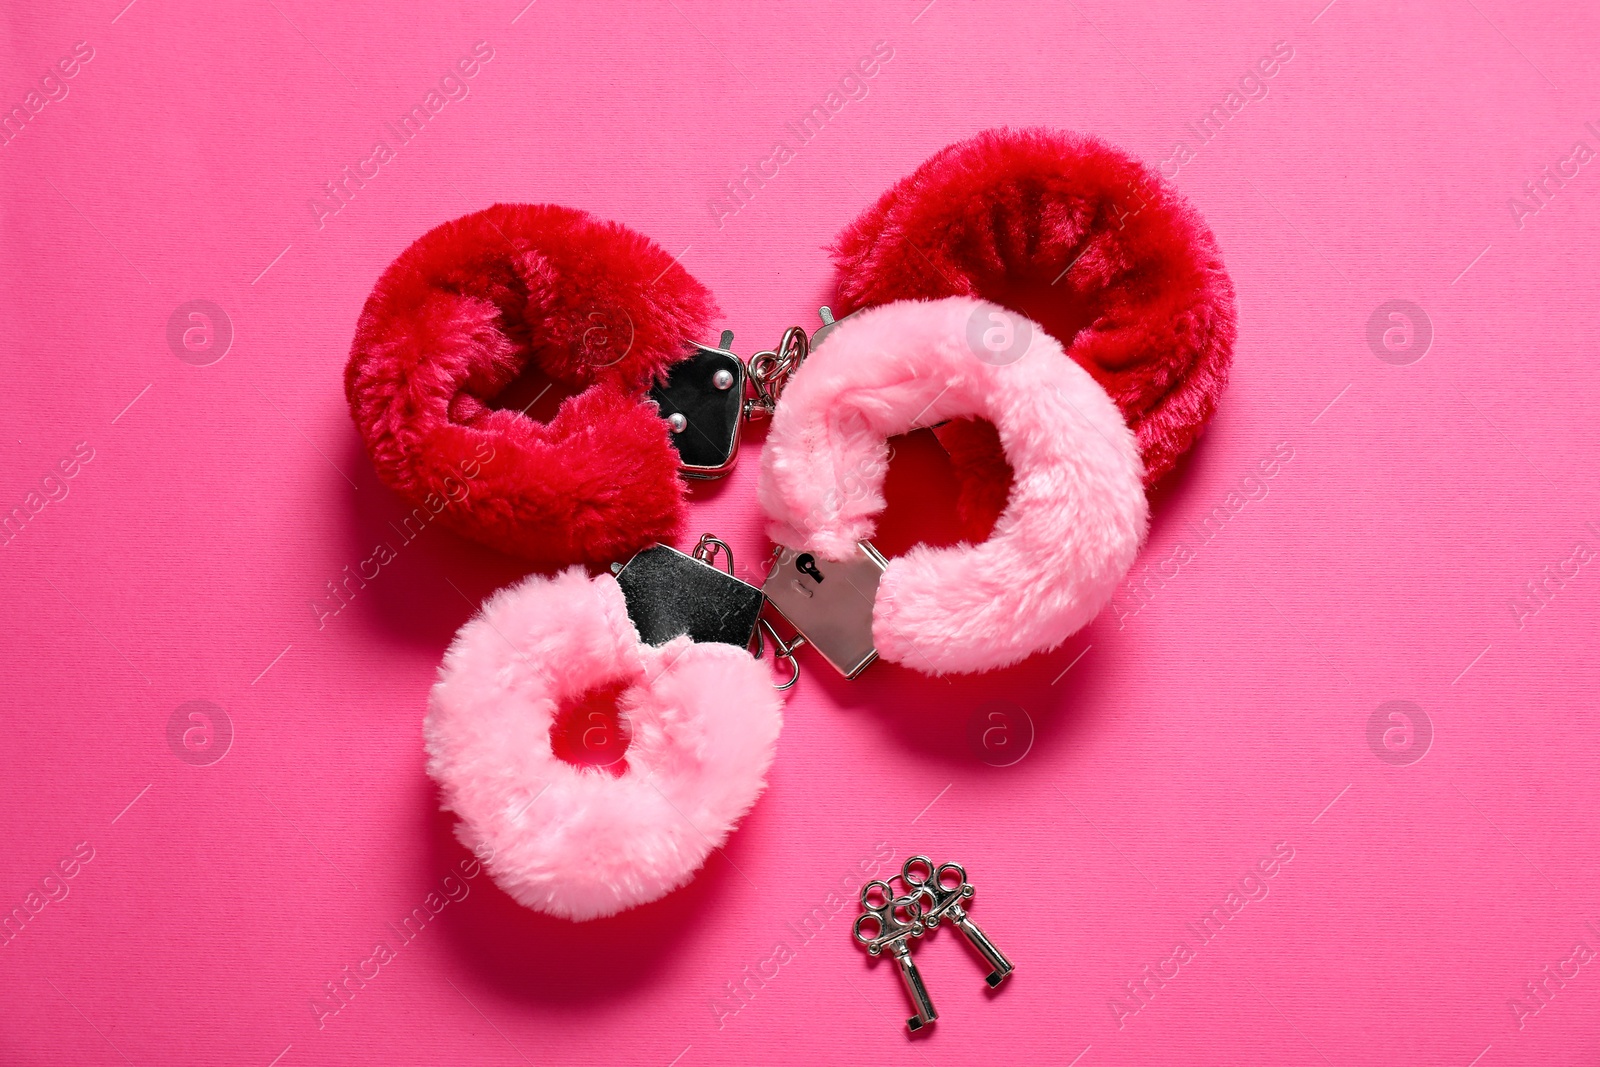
xmin=712 ymin=368 xmax=735 ymax=391
xmin=667 ymin=412 xmax=688 ymax=433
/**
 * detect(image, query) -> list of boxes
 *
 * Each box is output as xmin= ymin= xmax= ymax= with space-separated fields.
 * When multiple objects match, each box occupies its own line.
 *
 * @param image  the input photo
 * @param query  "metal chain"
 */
xmin=743 ymin=326 xmax=809 ymax=421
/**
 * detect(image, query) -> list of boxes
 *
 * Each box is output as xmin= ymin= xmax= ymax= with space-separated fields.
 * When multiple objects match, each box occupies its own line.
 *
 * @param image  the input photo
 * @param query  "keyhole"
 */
xmin=796 ymin=553 xmax=824 ymax=583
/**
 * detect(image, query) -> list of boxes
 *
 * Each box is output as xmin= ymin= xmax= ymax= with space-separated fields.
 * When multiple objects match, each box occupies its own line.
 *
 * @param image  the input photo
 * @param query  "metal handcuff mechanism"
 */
xmin=611 ymin=304 xmax=904 ymax=692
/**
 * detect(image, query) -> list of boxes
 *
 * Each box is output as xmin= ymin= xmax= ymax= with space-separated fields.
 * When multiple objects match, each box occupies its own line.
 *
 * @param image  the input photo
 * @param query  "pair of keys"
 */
xmin=852 ymin=857 xmax=1014 ymax=1032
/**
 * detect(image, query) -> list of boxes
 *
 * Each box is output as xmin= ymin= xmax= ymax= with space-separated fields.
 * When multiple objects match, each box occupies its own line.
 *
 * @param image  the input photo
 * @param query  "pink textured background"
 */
xmin=4 ymin=0 xmax=1599 ymax=1064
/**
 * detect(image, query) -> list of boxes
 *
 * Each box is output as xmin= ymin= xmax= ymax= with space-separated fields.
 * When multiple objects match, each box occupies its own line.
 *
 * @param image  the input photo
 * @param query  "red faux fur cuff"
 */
xmin=345 ymin=204 xmax=717 ymax=569
xmin=832 ymin=127 xmax=1237 ymax=533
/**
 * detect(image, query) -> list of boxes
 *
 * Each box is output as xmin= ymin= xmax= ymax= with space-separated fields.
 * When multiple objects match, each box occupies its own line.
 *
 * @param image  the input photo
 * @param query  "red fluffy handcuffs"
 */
xmin=345 ymin=127 xmax=1235 ymax=569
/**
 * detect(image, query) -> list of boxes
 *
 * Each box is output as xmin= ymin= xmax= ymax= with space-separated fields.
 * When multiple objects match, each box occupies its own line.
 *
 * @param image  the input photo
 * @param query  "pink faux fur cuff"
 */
xmin=759 ymin=297 xmax=1148 ymax=675
xmin=425 ymin=567 xmax=783 ymax=920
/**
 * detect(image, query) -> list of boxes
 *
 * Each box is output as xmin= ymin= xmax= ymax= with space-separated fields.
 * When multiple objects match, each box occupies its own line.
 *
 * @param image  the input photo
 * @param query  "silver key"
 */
xmin=852 ymin=879 xmax=937 ymax=1031
xmin=902 ymin=857 xmax=1015 ymax=988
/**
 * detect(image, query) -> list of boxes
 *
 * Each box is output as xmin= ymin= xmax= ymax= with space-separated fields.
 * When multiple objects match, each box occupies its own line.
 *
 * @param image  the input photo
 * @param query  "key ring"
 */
xmin=852 ymin=879 xmax=927 ymax=955
xmin=752 ymin=617 xmax=804 ymax=691
xmin=900 ymin=856 xmax=972 ymax=926
xmin=691 ymin=533 xmax=736 ymax=571
xmin=744 ymin=325 xmax=808 ymax=421
xmin=690 ymin=534 xmax=803 ymax=691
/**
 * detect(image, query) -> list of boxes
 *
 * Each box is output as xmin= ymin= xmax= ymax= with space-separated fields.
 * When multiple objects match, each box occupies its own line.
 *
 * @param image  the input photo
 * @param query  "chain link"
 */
xmin=743 ymin=326 xmax=809 ymax=421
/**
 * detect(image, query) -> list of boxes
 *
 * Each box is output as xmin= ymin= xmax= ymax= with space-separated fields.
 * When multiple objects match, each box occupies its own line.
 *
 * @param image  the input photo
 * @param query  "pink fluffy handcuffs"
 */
xmin=760 ymin=297 xmax=1148 ymax=676
xmin=426 ymin=568 xmax=781 ymax=921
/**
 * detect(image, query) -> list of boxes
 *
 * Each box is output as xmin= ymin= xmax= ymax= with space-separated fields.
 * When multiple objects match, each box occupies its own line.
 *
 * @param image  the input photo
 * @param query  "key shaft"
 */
xmin=888 ymin=940 xmax=938 ymax=1031
xmin=948 ymin=902 xmax=1014 ymax=988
